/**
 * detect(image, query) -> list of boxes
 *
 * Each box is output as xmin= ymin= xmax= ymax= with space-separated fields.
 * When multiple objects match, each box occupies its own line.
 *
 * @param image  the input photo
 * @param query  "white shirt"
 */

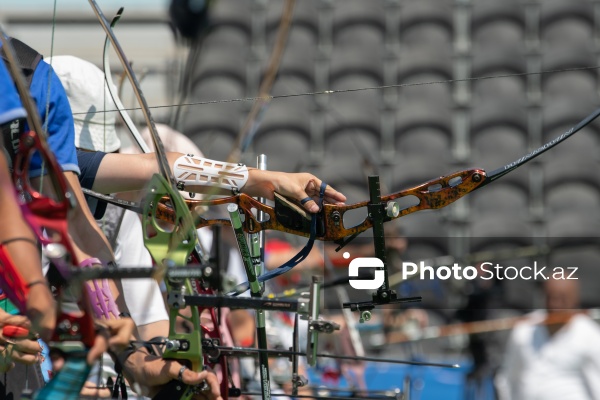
xmin=115 ymin=210 xmax=168 ymax=326
xmin=496 ymin=311 xmax=600 ymax=400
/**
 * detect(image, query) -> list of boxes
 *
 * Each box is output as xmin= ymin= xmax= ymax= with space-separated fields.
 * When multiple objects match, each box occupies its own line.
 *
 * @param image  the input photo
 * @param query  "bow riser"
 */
xmin=155 ymin=168 xmax=486 ymax=241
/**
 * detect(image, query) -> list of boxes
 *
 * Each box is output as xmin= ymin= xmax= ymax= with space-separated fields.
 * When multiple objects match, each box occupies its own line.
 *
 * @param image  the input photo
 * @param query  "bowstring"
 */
xmin=71 ymin=64 xmax=600 ymax=116
xmin=38 ymin=0 xmax=59 ymax=194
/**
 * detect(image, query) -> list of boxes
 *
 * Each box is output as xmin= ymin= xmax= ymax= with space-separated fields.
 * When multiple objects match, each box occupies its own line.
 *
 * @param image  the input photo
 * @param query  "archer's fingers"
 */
xmin=107 ymin=318 xmax=135 ymax=353
xmin=307 ymin=178 xmax=346 ymax=204
xmin=183 ymin=370 xmax=222 ymax=400
xmin=10 ymin=338 xmax=42 ymax=356
xmin=87 ymin=327 xmax=110 ymax=365
xmin=8 ymin=348 xmax=41 ymax=365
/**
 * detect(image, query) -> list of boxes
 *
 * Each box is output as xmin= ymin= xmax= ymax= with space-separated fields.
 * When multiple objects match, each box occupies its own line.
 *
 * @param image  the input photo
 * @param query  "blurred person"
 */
xmin=495 ymin=277 xmax=600 ymax=400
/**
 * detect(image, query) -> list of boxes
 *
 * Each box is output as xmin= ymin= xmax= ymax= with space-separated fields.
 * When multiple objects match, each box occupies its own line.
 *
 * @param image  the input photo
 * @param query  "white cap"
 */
xmin=45 ymin=55 xmax=121 ymax=153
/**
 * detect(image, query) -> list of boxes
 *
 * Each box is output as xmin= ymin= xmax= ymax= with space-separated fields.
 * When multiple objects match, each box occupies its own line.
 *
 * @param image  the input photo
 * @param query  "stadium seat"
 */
xmin=329 ymin=45 xmax=384 ymax=86
xmin=202 ymin=25 xmax=249 ymax=51
xmin=543 ymin=158 xmax=600 ymax=214
xmin=331 ymin=0 xmax=386 ymax=34
xmin=253 ymin=129 xmax=311 ymax=173
xmin=395 ymin=103 xmax=452 ymax=157
xmin=210 ymin=0 xmax=253 ymax=33
xmin=265 ymin=0 xmax=320 ymax=35
xmin=399 ymin=0 xmax=453 ymax=48
xmin=540 ymin=0 xmax=593 ymax=46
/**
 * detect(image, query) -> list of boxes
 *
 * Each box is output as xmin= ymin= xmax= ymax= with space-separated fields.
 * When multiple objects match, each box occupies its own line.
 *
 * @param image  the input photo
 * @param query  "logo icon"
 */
xmin=348 ymin=257 xmax=385 ymax=290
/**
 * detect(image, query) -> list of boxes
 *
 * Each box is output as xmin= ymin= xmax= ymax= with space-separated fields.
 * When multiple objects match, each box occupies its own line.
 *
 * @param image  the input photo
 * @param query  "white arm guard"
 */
xmin=173 ymin=154 xmax=249 ymax=194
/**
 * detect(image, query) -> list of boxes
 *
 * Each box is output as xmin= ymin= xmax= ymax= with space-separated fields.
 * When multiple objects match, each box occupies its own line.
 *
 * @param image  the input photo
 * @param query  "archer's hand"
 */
xmin=25 ymin=281 xmax=56 ymax=343
xmin=123 ymin=350 xmax=222 ymax=400
xmin=87 ymin=318 xmax=135 ymax=365
xmin=243 ymin=170 xmax=346 ymax=213
xmin=0 ymin=311 xmax=42 ymax=372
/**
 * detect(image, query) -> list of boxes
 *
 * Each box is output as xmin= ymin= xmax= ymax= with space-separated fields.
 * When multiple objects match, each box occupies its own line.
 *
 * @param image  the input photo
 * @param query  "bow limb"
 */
xmin=89 ymin=3 xmax=208 ymax=399
xmin=102 ymin=7 xmax=152 ymax=153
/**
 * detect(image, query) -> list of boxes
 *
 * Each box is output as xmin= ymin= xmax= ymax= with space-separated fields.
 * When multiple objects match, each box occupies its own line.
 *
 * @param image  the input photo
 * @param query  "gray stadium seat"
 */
xmin=547 ymin=212 xmax=600 ymax=246
xmin=543 ymin=158 xmax=600 ymax=214
xmin=396 ymin=127 xmax=452 ymax=158
xmin=187 ymin=127 xmax=237 ymax=162
xmin=471 ymin=45 xmax=526 ymax=79
xmin=470 ymin=215 xmax=534 ymax=249
xmin=210 ymin=0 xmax=253 ymax=33
xmin=542 ymin=18 xmax=593 ymax=48
xmin=331 ymin=0 xmax=386 ymax=34
xmin=325 ymin=91 xmax=381 ymax=140
xmin=471 ymin=99 xmax=528 ymax=136
xmin=399 ymin=0 xmax=453 ymax=48
xmin=542 ymin=71 xmax=597 ymax=102
xmin=334 ymin=23 xmax=384 ymax=49
xmin=472 ymin=126 xmax=528 ymax=162
xmin=396 ymin=46 xmax=453 ymax=105
xmin=202 ymin=25 xmax=249 ymax=51
xmin=540 ymin=0 xmax=594 ymax=40
xmin=265 ymin=0 xmax=320 ymax=34
xmin=395 ymin=103 xmax=452 ymax=157
xmin=253 ymin=129 xmax=311 ymax=173
xmin=471 ymin=0 xmax=525 ymax=35
xmin=191 ymin=76 xmax=245 ymax=102
xmin=329 ymin=44 xmax=384 ymax=86
xmin=194 ymin=48 xmax=247 ymax=86
xmin=541 ymin=42 xmax=596 ymax=80
xmin=542 ymin=98 xmax=600 ymax=145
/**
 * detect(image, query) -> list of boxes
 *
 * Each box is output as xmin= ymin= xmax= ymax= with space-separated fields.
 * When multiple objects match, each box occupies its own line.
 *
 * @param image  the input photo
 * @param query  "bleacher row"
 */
xmin=184 ymin=0 xmax=600 ymax=310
